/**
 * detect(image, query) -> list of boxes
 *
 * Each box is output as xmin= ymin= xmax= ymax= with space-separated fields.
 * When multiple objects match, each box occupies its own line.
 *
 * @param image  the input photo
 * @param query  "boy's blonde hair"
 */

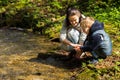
xmin=80 ymin=17 xmax=94 ymax=29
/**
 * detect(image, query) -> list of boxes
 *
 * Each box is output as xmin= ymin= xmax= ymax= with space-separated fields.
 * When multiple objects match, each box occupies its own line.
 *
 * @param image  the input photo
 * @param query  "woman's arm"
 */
xmin=60 ymin=19 xmax=83 ymax=48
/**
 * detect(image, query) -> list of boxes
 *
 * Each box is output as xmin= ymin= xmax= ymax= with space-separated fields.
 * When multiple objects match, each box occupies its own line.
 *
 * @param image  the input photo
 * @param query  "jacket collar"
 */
xmin=89 ymin=20 xmax=104 ymax=35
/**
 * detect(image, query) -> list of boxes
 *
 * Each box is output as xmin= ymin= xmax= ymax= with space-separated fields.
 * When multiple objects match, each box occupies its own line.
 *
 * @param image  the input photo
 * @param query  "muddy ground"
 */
xmin=0 ymin=28 xmax=120 ymax=80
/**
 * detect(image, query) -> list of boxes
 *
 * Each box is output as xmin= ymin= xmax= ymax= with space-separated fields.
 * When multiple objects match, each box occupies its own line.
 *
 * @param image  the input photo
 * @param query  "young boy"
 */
xmin=75 ymin=17 xmax=112 ymax=64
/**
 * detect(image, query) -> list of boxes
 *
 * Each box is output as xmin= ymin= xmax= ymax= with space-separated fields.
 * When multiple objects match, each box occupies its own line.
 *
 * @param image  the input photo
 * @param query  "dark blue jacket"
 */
xmin=80 ymin=20 xmax=112 ymax=55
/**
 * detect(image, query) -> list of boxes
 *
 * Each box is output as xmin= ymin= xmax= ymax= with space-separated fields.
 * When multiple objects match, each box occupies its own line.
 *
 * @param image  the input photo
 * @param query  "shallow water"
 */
xmin=0 ymin=29 xmax=120 ymax=80
xmin=0 ymin=29 xmax=74 ymax=80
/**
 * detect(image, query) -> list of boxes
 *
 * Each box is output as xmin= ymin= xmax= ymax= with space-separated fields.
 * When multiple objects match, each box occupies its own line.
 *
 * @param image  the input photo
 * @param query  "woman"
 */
xmin=60 ymin=7 xmax=86 ymax=59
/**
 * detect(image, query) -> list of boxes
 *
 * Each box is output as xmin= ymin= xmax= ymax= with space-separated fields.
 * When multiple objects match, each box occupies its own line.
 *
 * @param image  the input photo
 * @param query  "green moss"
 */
xmin=76 ymin=68 xmax=100 ymax=80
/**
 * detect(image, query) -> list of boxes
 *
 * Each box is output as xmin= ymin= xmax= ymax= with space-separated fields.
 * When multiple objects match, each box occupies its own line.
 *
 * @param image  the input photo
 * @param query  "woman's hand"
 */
xmin=74 ymin=46 xmax=80 ymax=51
xmin=70 ymin=43 xmax=81 ymax=48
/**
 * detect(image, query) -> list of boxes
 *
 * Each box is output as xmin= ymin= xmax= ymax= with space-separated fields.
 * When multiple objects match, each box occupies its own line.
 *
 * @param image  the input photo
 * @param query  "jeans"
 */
xmin=91 ymin=42 xmax=112 ymax=59
xmin=61 ymin=28 xmax=86 ymax=51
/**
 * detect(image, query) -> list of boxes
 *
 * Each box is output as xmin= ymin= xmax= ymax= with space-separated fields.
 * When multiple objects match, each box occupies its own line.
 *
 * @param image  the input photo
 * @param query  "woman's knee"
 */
xmin=67 ymin=29 xmax=80 ymax=43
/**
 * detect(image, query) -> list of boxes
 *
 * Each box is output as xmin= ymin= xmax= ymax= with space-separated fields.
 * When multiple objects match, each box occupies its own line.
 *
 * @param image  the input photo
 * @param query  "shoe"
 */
xmin=89 ymin=58 xmax=98 ymax=64
xmin=80 ymin=52 xmax=86 ymax=58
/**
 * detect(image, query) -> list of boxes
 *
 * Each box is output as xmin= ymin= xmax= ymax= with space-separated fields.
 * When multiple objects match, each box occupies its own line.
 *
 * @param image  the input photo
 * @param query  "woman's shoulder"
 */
xmin=81 ymin=14 xmax=86 ymax=18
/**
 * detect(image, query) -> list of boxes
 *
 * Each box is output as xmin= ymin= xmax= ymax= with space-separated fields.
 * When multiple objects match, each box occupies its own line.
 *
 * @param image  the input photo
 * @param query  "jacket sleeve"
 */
xmin=60 ymin=19 xmax=67 ymax=41
xmin=91 ymin=33 xmax=103 ymax=50
xmin=80 ymin=45 xmax=92 ymax=52
xmin=80 ymin=34 xmax=103 ymax=52
xmin=79 ymin=30 xmax=87 ymax=44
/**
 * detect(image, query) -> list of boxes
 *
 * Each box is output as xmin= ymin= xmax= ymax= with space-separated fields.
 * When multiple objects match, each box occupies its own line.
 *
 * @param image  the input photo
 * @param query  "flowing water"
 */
xmin=0 ymin=29 xmax=75 ymax=80
xmin=0 ymin=29 xmax=120 ymax=80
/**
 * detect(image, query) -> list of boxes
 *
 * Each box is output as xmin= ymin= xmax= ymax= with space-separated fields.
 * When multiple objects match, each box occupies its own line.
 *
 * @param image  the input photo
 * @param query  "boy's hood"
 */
xmin=89 ymin=20 xmax=104 ymax=34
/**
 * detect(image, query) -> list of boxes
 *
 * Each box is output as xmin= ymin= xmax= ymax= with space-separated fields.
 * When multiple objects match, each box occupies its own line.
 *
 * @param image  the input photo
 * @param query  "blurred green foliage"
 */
xmin=0 ymin=0 xmax=120 ymax=39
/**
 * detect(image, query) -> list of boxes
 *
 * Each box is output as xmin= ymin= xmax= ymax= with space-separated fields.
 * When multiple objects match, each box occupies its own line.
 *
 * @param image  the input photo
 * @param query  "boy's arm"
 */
xmin=80 ymin=46 xmax=92 ymax=52
xmin=80 ymin=34 xmax=103 ymax=52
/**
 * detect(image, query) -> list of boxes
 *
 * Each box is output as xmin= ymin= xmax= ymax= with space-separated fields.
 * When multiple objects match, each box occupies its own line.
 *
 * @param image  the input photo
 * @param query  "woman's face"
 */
xmin=69 ymin=15 xmax=79 ymax=27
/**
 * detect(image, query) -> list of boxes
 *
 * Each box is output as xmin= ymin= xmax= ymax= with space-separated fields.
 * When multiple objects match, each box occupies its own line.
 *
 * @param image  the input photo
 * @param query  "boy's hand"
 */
xmin=75 ymin=52 xmax=82 ymax=59
xmin=74 ymin=46 xmax=82 ymax=59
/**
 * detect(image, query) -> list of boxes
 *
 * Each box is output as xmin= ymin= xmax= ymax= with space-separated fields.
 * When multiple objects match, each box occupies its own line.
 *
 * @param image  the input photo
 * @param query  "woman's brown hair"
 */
xmin=65 ymin=7 xmax=82 ymax=27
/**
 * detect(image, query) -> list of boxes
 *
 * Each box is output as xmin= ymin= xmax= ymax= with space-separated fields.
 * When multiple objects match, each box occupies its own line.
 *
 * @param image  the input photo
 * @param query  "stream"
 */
xmin=0 ymin=29 xmax=79 ymax=80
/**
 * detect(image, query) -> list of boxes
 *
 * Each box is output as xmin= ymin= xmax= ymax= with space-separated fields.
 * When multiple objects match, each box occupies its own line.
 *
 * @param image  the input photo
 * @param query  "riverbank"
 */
xmin=0 ymin=28 xmax=120 ymax=80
